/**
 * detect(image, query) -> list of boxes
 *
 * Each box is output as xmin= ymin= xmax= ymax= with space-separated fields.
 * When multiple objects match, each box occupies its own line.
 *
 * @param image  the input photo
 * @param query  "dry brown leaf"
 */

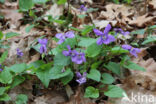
xmin=44 ymin=4 xmax=64 ymax=20
xmin=28 ymin=53 xmax=40 ymax=64
xmin=93 ymin=20 xmax=117 ymax=29
xmin=0 ymin=2 xmax=23 ymax=28
xmin=99 ymin=4 xmax=134 ymax=20
xmin=149 ymin=0 xmax=156 ymax=10
xmin=65 ymin=87 xmax=95 ymax=104
xmin=34 ymin=90 xmax=67 ymax=104
xmin=128 ymin=14 xmax=156 ymax=27
xmin=81 ymin=0 xmax=93 ymax=4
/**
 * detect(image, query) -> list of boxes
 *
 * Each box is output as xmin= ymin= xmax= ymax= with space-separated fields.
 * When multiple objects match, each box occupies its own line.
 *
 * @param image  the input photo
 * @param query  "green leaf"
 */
xmin=78 ymin=38 xmax=96 ymax=47
xmin=91 ymin=61 xmax=102 ymax=69
xmin=50 ymin=66 xmax=71 ymax=80
xmin=86 ymin=8 xmax=98 ymax=13
xmin=112 ymin=0 xmax=119 ymax=4
xmin=0 ymin=31 xmax=4 ymax=39
xmin=0 ymin=68 xmax=13 ymax=84
xmin=25 ymin=24 xmax=34 ymax=33
xmin=0 ymin=93 xmax=11 ymax=101
xmin=131 ymin=29 xmax=145 ymax=35
xmin=36 ymin=65 xmax=52 ymax=88
xmin=104 ymin=62 xmax=121 ymax=76
xmin=104 ymin=85 xmax=124 ymax=98
xmin=8 ymin=63 xmax=27 ymax=74
xmin=77 ymin=14 xmax=87 ymax=19
xmin=57 ymin=0 xmax=67 ymax=5
xmin=81 ymin=25 xmax=94 ymax=35
xmin=69 ymin=27 xmax=81 ymax=32
xmin=54 ymin=19 xmax=66 ymax=24
xmin=123 ymin=61 xmax=146 ymax=71
xmin=10 ymin=76 xmax=25 ymax=88
xmin=60 ymin=37 xmax=77 ymax=48
xmin=0 ymin=87 xmax=6 ymax=96
xmin=0 ymin=50 xmax=8 ymax=64
xmin=142 ymin=36 xmax=156 ymax=45
xmin=15 ymin=94 xmax=28 ymax=104
xmin=33 ymin=0 xmax=48 ymax=4
xmin=101 ymin=73 xmax=115 ymax=84
xmin=84 ymin=86 xmax=99 ymax=98
xmin=27 ymin=60 xmax=45 ymax=71
xmin=61 ymin=71 xmax=73 ymax=85
xmin=111 ymin=46 xmax=128 ymax=54
xmin=148 ymin=25 xmax=156 ymax=29
xmin=87 ymin=69 xmax=101 ymax=82
xmin=0 ymin=0 xmax=5 ymax=4
xmin=54 ymin=52 xmax=70 ymax=66
xmin=86 ymin=42 xmax=102 ymax=57
xmin=19 ymin=0 xmax=34 ymax=11
xmin=5 ymin=32 xmax=20 ymax=39
xmin=32 ymin=44 xmax=41 ymax=53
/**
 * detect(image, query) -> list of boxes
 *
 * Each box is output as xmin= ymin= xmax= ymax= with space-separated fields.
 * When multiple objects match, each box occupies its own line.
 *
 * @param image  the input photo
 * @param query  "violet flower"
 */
xmin=114 ymin=28 xmax=130 ymax=36
xmin=38 ymin=38 xmax=48 ymax=54
xmin=16 ymin=48 xmax=23 ymax=57
xmin=79 ymin=5 xmax=87 ymax=12
xmin=122 ymin=45 xmax=141 ymax=57
xmin=71 ymin=52 xmax=86 ymax=64
xmin=76 ymin=72 xmax=87 ymax=85
xmin=62 ymin=45 xmax=72 ymax=56
xmin=62 ymin=45 xmax=86 ymax=64
xmin=0 ymin=68 xmax=2 ymax=72
xmin=93 ymin=24 xmax=115 ymax=45
xmin=56 ymin=31 xmax=75 ymax=44
xmin=0 ymin=64 xmax=2 ymax=72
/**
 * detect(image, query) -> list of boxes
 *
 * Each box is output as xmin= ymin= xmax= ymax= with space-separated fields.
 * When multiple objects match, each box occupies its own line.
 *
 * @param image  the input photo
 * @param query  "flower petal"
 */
xmin=55 ymin=33 xmax=64 ymax=39
xmin=103 ymin=24 xmax=111 ymax=35
xmin=65 ymin=31 xmax=75 ymax=38
xmin=62 ymin=50 xmax=70 ymax=56
xmin=40 ymin=45 xmax=47 ymax=54
xmin=122 ymin=45 xmax=132 ymax=50
xmin=76 ymin=72 xmax=82 ymax=78
xmin=38 ymin=38 xmax=48 ymax=45
xmin=122 ymin=31 xmax=130 ymax=36
xmin=103 ymin=35 xmax=115 ymax=44
xmin=57 ymin=38 xmax=65 ymax=44
xmin=96 ymin=37 xmax=103 ymax=45
xmin=93 ymin=29 xmax=103 ymax=36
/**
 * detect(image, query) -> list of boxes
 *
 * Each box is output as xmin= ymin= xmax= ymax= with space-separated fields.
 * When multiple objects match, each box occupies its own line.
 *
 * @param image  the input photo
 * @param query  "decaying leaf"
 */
xmin=128 ymin=14 xmax=156 ymax=27
xmin=93 ymin=20 xmax=117 ymax=29
xmin=0 ymin=1 xmax=23 ymax=28
xmin=149 ymin=0 xmax=156 ymax=10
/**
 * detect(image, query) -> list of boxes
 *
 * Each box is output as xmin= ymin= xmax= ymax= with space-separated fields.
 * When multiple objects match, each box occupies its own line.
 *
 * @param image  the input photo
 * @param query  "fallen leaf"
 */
xmin=128 ymin=14 xmax=156 ymax=27
xmin=93 ymin=20 xmax=117 ymax=29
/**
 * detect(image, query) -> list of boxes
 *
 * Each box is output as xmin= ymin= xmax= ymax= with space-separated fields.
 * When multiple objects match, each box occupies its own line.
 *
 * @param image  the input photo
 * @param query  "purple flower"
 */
xmin=38 ymin=38 xmax=48 ymax=54
xmin=79 ymin=5 xmax=87 ymax=12
xmin=62 ymin=45 xmax=72 ymax=56
xmin=56 ymin=31 xmax=75 ymax=44
xmin=122 ymin=45 xmax=141 ymax=57
xmin=71 ymin=52 xmax=86 ymax=64
xmin=0 ymin=68 xmax=2 ymax=72
xmin=76 ymin=72 xmax=87 ymax=85
xmin=114 ymin=28 xmax=130 ymax=36
xmin=0 ymin=64 xmax=2 ymax=72
xmin=62 ymin=45 xmax=86 ymax=64
xmin=93 ymin=24 xmax=115 ymax=45
xmin=16 ymin=48 xmax=23 ymax=57
xmin=38 ymin=38 xmax=48 ymax=45
xmin=40 ymin=45 xmax=47 ymax=54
